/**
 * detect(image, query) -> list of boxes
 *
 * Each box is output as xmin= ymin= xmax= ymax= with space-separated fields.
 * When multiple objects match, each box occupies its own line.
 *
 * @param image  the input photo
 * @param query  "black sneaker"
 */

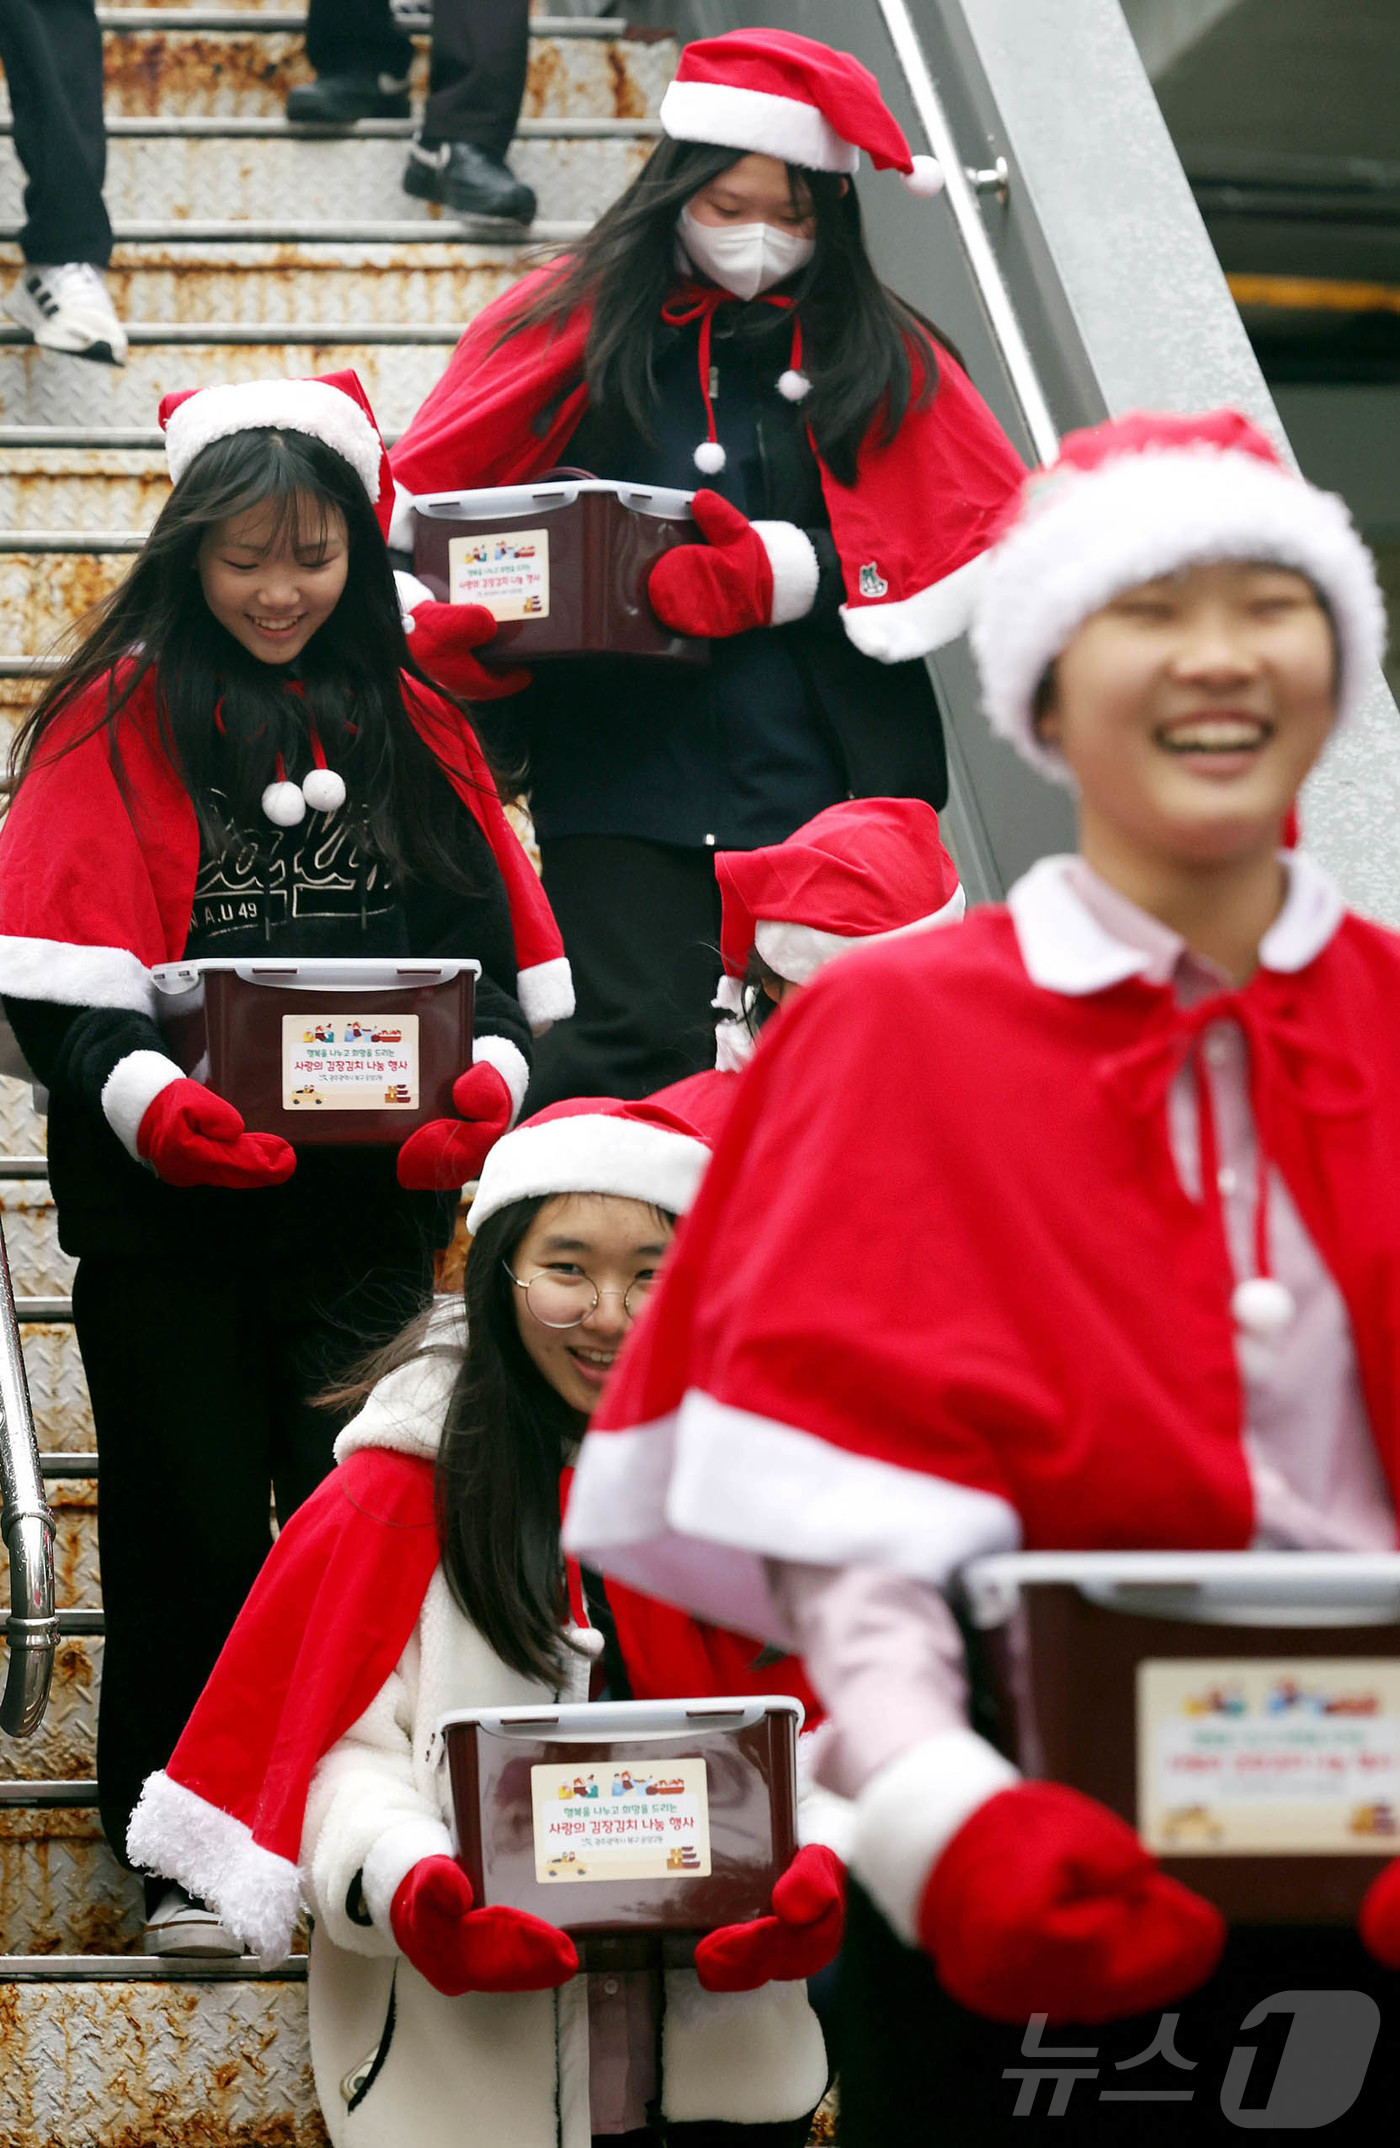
xmin=402 ymin=139 xmax=537 ymax=225
xmin=286 ymin=70 xmax=411 ymax=124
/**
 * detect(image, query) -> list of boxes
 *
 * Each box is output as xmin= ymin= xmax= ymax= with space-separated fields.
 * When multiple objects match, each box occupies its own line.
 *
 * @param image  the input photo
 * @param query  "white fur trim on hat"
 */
xmin=840 ymin=547 xmax=991 ymax=663
xmin=752 ymin=521 xmax=820 ymax=627
xmin=164 ymin=379 xmax=383 ymax=501
xmin=660 ymin=78 xmax=859 ymax=175
xmin=971 ymin=445 xmax=1388 ymax=784
xmin=0 ymin=935 xmax=156 ymax=1016
xmin=468 ymin=1114 xmax=710 ymax=1234
xmin=754 ymin=884 xmax=967 ymax=985
xmin=516 ymin=955 xmax=575 ymax=1037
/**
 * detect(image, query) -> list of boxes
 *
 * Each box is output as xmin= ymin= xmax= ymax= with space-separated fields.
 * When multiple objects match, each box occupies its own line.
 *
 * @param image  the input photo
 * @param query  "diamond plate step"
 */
xmin=5 ymin=26 xmax=676 ymax=122
xmin=0 ymin=1971 xmax=324 ymax=2148
xmin=0 ymin=126 xmax=653 ymax=226
xmin=0 ymin=1807 xmax=142 ymax=1957
xmin=0 ymin=332 xmax=449 ymax=437
xmin=49 ymin=239 xmax=520 ymax=328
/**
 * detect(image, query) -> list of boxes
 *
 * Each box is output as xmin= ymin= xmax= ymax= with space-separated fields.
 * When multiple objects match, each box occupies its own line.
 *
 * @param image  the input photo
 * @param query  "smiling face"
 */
xmin=686 ymin=152 xmax=817 ymax=238
xmin=510 ymin=1193 xmax=674 ymax=1415
xmin=1037 ymin=560 xmax=1337 ymax=869
xmin=197 ymin=492 xmax=349 ymax=665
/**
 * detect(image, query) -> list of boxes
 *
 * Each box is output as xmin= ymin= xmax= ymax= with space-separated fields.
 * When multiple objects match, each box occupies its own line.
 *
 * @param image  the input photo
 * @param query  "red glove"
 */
xmin=390 ymin=1855 xmax=577 ymax=1996
xmin=918 ymin=1783 xmax=1225 ymax=2024
xmin=694 ymin=1844 xmax=845 ymax=1993
xmin=404 ymin=597 xmax=532 ymax=701
xmin=138 ymin=1079 xmax=296 ymax=1190
xmin=1359 ymin=1859 xmax=1400 ymax=1967
xmin=648 ymin=491 xmax=815 ymax=639
xmin=396 ymin=1061 xmax=514 ymax=1191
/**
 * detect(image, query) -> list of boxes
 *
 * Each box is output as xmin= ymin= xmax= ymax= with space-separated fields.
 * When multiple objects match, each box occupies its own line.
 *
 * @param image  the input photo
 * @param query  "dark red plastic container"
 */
xmin=150 ymin=957 xmax=477 ymax=1147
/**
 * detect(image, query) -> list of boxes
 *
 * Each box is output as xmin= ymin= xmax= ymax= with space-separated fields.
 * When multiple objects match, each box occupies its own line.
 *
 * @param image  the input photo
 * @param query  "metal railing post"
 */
xmin=0 ymin=1213 xmax=56 ymax=1735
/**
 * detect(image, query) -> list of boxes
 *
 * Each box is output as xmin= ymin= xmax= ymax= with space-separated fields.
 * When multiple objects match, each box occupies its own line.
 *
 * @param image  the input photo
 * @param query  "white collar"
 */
xmin=1007 ymin=851 xmax=1345 ymax=998
xmin=333 ymin=1296 xmax=466 ymax=1465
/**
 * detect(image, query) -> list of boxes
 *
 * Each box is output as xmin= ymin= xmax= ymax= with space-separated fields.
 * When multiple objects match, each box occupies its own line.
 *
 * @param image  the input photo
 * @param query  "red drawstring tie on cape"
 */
xmin=1096 ymin=988 xmax=1373 ymax=1339
xmin=660 ymin=282 xmax=811 ymax=476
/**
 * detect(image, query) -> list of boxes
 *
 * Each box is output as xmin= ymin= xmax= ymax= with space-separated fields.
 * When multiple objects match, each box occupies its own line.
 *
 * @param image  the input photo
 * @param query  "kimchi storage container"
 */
xmin=411 ymin=476 xmax=709 ymax=669
xmin=150 ymin=957 xmax=478 ymax=1147
xmin=438 ymin=1697 xmax=802 ymax=1971
xmin=964 ymin=1551 xmax=1400 ymax=1923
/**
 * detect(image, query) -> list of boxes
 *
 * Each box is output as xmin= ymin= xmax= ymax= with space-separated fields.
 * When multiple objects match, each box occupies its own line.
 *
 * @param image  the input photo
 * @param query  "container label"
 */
xmin=1137 ymin=1659 xmax=1400 ymax=1855
xmin=531 ymin=1758 xmax=711 ymax=1884
xmin=282 ymin=1013 xmax=419 ymax=1111
xmin=449 ymin=527 xmax=550 ymax=621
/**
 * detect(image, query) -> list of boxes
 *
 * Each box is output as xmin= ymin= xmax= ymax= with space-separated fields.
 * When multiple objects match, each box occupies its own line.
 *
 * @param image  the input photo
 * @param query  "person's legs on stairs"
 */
xmin=528 ymin=837 xmax=725 ymax=1109
xmin=402 ymin=0 xmax=535 ymax=223
xmin=289 ymin=0 xmax=413 ymax=122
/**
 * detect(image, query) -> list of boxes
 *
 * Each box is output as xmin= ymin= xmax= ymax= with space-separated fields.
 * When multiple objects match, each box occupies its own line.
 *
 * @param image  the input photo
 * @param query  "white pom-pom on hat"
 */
xmin=694 ymin=440 xmax=727 ymax=475
xmin=301 ymin=768 xmax=346 ymax=814
xmin=777 ymin=369 xmax=811 ymax=403
xmin=903 ymin=156 xmax=944 ymax=197
xmin=261 ymin=780 xmax=307 ymax=829
xmin=1231 ymin=1276 xmax=1296 ymax=1338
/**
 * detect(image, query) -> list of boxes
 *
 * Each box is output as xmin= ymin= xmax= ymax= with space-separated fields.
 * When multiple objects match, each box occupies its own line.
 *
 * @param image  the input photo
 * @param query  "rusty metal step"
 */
xmin=67 ymin=22 xmax=674 ymax=124
xmin=0 ymin=1778 xmax=98 ymax=1803
xmin=0 ymin=124 xmax=653 ymax=227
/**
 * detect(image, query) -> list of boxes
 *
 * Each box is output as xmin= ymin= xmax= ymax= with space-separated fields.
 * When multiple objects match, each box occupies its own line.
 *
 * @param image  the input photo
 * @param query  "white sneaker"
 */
xmin=142 ymin=1884 xmax=243 ymax=1958
xmin=4 ymin=263 xmax=128 ymax=366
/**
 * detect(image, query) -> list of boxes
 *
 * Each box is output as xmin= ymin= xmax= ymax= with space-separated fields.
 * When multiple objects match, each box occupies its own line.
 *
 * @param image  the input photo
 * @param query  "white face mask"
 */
xmin=678 ymin=206 xmax=814 ymax=302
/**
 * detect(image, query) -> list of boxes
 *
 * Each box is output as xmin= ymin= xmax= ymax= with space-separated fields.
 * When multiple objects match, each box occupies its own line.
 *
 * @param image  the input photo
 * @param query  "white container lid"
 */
xmin=964 ymin=1551 xmax=1400 ymax=1631
xmin=152 ymin=957 xmax=481 ymax=996
xmin=413 ymin=478 xmax=695 ymax=523
xmin=436 ymin=1696 xmax=803 ymax=1748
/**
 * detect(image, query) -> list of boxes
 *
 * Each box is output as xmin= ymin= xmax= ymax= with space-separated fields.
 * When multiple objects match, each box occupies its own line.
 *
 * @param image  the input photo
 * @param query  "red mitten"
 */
xmin=396 ymin=1061 xmax=514 ymax=1191
xmin=648 ymin=491 xmax=817 ymax=639
xmin=694 ymin=1844 xmax=845 ymax=1992
xmin=404 ymin=598 xmax=532 ymax=701
xmin=1359 ymin=1859 xmax=1400 ymax=1967
xmin=919 ymin=1783 xmax=1225 ymax=2024
xmin=390 ymin=1855 xmax=577 ymax=1996
xmin=138 ymin=1079 xmax=296 ymax=1190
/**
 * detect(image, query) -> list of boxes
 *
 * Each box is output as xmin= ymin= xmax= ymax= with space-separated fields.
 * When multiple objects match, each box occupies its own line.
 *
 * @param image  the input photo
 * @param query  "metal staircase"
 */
xmin=0 ymin=8 xmax=675 ymax=2138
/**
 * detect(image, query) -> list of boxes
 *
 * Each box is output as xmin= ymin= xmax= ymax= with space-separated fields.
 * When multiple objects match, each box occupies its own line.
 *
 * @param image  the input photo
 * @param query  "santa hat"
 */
xmin=158 ymin=369 xmax=395 ymax=541
xmin=469 ymin=1096 xmax=712 ymax=1235
xmin=661 ymin=29 xmax=942 ymax=196
xmin=712 ymin=798 xmax=964 ymax=1068
xmin=971 ymin=408 xmax=1387 ymax=785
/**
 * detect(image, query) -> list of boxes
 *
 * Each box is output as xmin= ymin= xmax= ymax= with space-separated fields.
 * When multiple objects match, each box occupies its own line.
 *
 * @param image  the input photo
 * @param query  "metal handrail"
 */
xmin=875 ymin=0 xmax=1061 ymax=466
xmin=0 ymin=1213 xmax=56 ymax=1734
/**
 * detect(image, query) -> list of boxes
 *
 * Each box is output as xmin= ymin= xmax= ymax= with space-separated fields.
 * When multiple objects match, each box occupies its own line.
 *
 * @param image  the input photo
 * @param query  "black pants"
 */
xmin=839 ymin=1880 xmax=1400 ymax=2144
xmin=74 ymin=1239 xmax=433 ymax=1866
xmin=0 ymin=0 xmax=110 ymax=264
xmin=304 ymin=0 xmax=530 ymax=156
xmin=529 ymin=837 xmax=724 ymax=1111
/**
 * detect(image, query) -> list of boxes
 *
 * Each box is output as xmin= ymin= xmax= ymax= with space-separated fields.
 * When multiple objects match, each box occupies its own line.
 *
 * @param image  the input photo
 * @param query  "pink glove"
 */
xmin=405 ymin=598 xmax=532 ymax=701
xmin=695 ymin=1843 xmax=845 ymax=1993
xmin=648 ymin=491 xmax=816 ymax=639
xmin=138 ymin=1079 xmax=296 ymax=1190
xmin=918 ymin=1783 xmax=1225 ymax=2024
xmin=1359 ymin=1859 xmax=1400 ymax=1966
xmin=391 ymin=1855 xmax=577 ymax=1996
xmin=396 ymin=1061 xmax=514 ymax=1191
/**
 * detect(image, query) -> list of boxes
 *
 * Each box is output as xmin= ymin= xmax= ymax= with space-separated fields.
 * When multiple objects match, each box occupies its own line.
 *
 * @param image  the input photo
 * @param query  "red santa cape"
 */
xmin=0 ymin=665 xmax=572 ymax=1040
xmin=390 ymin=263 xmax=1027 ymax=663
xmin=564 ymin=897 xmax=1400 ymax=1641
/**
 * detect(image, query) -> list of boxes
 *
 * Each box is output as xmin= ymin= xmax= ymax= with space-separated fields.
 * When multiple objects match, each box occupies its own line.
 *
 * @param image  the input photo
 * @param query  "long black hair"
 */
xmin=9 ymin=427 xmax=493 ymax=893
xmin=508 ymin=137 xmax=948 ymax=488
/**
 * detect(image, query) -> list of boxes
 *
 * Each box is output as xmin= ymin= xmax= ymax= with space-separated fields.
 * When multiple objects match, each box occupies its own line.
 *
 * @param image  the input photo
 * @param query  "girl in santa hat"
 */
xmin=388 ymin=26 xmax=1025 ymax=1106
xmin=129 ymin=1096 xmax=843 ymax=2148
xmin=0 ymin=370 xmax=572 ymax=1953
xmin=653 ymin=795 xmax=964 ymax=1140
xmin=565 ymin=410 xmax=1400 ymax=2140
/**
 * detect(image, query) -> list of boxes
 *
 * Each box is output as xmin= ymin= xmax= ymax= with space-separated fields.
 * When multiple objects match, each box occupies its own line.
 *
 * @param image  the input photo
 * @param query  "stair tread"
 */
xmin=1 ymin=113 xmax=658 ymax=138
xmin=0 ymin=1952 xmax=307 ymax=1979
xmin=0 ymin=218 xmax=591 ymax=242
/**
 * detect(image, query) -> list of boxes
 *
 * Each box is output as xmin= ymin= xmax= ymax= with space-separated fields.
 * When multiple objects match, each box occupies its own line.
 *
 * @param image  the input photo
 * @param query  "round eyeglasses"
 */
xmin=505 ymin=1263 xmax=657 ymax=1330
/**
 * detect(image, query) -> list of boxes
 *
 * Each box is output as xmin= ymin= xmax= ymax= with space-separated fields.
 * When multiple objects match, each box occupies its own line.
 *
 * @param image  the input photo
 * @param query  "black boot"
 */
xmin=402 ymin=139 xmax=537 ymax=225
xmin=286 ymin=71 xmax=411 ymax=124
